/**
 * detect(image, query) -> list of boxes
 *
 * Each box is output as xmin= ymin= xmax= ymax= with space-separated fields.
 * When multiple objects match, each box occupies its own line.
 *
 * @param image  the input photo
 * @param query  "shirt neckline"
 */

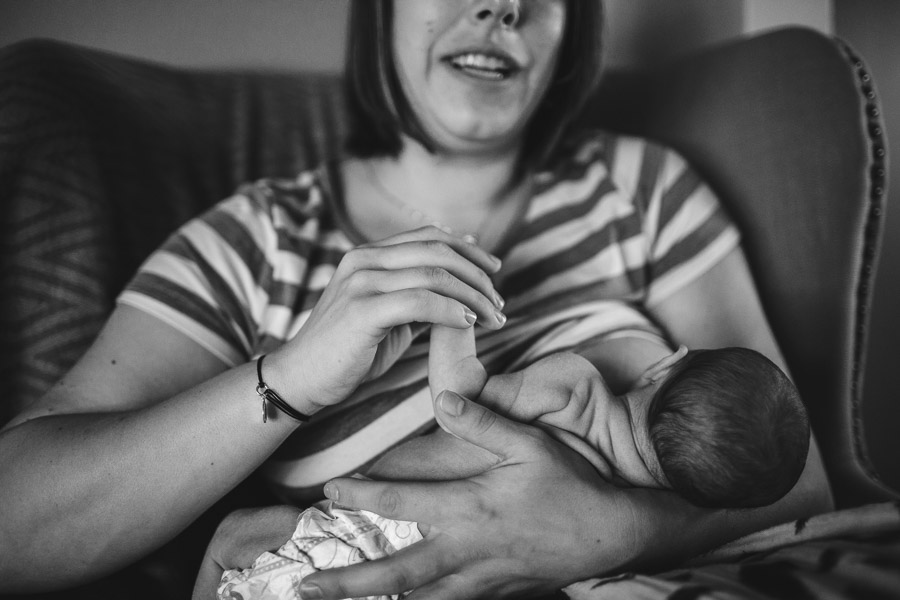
xmin=317 ymin=156 xmax=535 ymax=260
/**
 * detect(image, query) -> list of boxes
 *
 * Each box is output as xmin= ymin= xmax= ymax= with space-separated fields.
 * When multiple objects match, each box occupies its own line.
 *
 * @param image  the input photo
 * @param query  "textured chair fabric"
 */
xmin=584 ymin=27 xmax=894 ymax=508
xmin=0 ymin=25 xmax=895 ymax=598
xmin=0 ymin=39 xmax=347 ymax=419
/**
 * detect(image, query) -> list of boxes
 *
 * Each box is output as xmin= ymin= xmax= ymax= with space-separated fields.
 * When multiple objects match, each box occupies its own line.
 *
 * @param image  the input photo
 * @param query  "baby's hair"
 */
xmin=647 ymin=348 xmax=809 ymax=509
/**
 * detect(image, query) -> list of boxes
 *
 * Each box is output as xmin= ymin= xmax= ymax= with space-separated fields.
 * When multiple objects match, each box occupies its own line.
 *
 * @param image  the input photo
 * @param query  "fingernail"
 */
xmin=492 ymin=291 xmax=505 ymax=310
xmin=323 ymin=482 xmax=339 ymax=502
xmin=439 ymin=390 xmax=465 ymax=416
xmin=463 ymin=234 xmax=478 ymax=244
xmin=300 ymin=583 xmax=324 ymax=599
xmin=463 ymin=307 xmax=477 ymax=325
xmin=490 ymin=255 xmax=502 ymax=269
xmin=495 ymin=310 xmax=507 ymax=326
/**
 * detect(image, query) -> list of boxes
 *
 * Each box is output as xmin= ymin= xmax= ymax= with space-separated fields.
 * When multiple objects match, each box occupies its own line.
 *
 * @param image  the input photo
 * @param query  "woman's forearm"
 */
xmin=612 ymin=435 xmax=834 ymax=574
xmin=0 ymin=361 xmax=298 ymax=592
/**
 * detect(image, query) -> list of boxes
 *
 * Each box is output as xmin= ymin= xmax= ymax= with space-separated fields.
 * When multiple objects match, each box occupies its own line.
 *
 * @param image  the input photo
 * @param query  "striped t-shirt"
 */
xmin=118 ymin=131 xmax=740 ymax=502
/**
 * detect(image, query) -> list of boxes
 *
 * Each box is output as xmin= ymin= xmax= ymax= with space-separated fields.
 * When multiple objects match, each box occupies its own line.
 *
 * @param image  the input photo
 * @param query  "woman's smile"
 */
xmin=445 ymin=50 xmax=519 ymax=81
xmin=393 ymin=0 xmax=566 ymax=153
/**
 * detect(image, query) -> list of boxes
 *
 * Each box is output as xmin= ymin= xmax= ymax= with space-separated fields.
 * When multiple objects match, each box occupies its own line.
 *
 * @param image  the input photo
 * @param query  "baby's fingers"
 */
xmin=429 ymin=325 xmax=486 ymax=401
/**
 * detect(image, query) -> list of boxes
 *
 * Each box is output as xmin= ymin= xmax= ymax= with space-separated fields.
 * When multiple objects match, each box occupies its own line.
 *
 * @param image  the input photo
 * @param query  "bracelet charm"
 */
xmin=255 ymin=355 xmax=311 ymax=423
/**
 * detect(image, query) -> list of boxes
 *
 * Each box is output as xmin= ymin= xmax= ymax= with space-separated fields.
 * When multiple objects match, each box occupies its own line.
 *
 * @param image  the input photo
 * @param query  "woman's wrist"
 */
xmin=253 ymin=350 xmax=325 ymax=423
xmin=592 ymin=485 xmax=722 ymax=575
xmin=255 ymin=354 xmax=312 ymax=423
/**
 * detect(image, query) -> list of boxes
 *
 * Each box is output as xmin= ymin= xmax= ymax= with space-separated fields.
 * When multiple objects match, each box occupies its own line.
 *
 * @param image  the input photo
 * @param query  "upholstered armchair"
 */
xmin=0 ymin=26 xmax=896 ymax=600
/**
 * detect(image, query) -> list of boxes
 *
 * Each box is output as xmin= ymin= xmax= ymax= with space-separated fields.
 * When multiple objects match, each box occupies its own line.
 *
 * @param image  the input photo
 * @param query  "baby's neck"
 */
xmin=590 ymin=395 xmax=666 ymax=489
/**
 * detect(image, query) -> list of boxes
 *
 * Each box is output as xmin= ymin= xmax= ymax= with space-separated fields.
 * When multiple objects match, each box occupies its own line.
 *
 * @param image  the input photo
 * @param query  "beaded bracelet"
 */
xmin=255 ymin=354 xmax=310 ymax=423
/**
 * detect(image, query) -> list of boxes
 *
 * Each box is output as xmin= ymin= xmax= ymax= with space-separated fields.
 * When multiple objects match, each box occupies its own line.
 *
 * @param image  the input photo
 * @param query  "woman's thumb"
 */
xmin=435 ymin=390 xmax=530 ymax=459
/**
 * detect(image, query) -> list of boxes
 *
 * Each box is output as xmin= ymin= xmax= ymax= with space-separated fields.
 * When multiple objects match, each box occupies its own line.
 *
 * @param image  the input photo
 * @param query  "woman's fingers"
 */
xmin=300 ymin=539 xmax=452 ymax=600
xmin=432 ymin=390 xmax=538 ymax=459
xmin=362 ymin=225 xmax=502 ymax=276
xmin=403 ymin=576 xmax=481 ymax=600
xmin=322 ymin=478 xmax=459 ymax=525
xmin=368 ymin=289 xmax=498 ymax=331
xmin=361 ymin=267 xmax=504 ymax=328
xmin=342 ymin=237 xmax=504 ymax=312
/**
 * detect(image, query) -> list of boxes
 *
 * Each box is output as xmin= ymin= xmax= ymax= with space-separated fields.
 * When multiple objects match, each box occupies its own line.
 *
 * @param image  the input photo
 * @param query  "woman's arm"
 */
xmin=0 ymin=227 xmax=504 ymax=593
xmin=647 ymin=246 xmax=835 ymax=520
xmin=649 ymin=248 xmax=788 ymax=369
xmin=0 ymin=306 xmax=298 ymax=592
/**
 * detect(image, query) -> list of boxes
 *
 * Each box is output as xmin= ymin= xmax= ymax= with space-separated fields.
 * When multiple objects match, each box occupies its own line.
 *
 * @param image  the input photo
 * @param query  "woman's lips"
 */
xmin=446 ymin=52 xmax=518 ymax=81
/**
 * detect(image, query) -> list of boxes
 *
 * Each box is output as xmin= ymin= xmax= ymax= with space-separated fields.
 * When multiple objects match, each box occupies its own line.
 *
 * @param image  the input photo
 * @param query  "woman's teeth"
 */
xmin=450 ymin=53 xmax=513 ymax=80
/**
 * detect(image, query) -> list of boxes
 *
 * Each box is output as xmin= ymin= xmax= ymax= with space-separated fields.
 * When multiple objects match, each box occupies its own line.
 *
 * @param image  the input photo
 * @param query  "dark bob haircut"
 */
xmin=343 ymin=0 xmax=605 ymax=174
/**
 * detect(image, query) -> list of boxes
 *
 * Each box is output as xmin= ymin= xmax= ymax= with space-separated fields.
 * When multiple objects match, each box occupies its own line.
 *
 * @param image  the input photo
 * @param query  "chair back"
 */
xmin=586 ymin=27 xmax=893 ymax=507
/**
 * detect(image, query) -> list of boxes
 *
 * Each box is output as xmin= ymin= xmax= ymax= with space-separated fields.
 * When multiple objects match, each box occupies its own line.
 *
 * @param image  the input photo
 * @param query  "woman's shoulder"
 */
xmin=233 ymin=167 xmax=330 ymax=223
xmin=179 ymin=164 xmax=348 ymax=256
xmin=541 ymin=129 xmax=693 ymax=197
xmin=551 ymin=129 xmax=685 ymax=172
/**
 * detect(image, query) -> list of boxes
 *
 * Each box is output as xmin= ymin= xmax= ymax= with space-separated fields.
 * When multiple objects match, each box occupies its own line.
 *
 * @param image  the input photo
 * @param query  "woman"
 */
xmin=0 ymin=0 xmax=832 ymax=597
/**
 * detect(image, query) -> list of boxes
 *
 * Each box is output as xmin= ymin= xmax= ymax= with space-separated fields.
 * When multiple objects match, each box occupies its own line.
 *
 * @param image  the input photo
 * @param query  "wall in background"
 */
xmin=744 ymin=0 xmax=832 ymax=34
xmin=0 ymin=0 xmax=829 ymax=71
xmin=1 ymin=1 xmax=896 ymax=490
xmin=0 ymin=0 xmax=350 ymax=71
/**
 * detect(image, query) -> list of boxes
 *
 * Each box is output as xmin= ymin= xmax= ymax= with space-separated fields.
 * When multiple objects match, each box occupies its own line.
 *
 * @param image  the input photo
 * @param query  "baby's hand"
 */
xmin=366 ymin=324 xmax=492 ymax=482
xmin=428 ymin=324 xmax=487 ymax=402
xmin=478 ymin=352 xmax=612 ymax=477
xmin=479 ymin=353 xmax=601 ymax=433
xmin=427 ymin=328 xmax=610 ymax=475
xmin=428 ymin=331 xmax=607 ymax=442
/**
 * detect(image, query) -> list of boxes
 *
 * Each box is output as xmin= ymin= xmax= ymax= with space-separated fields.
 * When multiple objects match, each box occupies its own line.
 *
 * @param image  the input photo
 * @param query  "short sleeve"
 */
xmin=610 ymin=137 xmax=741 ymax=307
xmin=117 ymin=191 xmax=281 ymax=366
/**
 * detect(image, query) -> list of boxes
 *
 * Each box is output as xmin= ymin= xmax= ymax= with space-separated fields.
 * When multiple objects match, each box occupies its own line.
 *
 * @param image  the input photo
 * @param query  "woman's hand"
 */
xmin=192 ymin=505 xmax=302 ymax=600
xmin=297 ymin=392 xmax=639 ymax=600
xmin=268 ymin=226 xmax=506 ymax=412
xmin=427 ymin=324 xmax=603 ymax=442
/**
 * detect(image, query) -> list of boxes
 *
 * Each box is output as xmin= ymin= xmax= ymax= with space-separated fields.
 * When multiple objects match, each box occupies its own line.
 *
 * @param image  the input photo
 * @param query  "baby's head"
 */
xmin=646 ymin=347 xmax=809 ymax=509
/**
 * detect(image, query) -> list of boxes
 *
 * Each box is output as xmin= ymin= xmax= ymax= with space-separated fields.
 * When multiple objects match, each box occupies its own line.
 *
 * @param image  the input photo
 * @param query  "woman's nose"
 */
xmin=472 ymin=0 xmax=521 ymax=30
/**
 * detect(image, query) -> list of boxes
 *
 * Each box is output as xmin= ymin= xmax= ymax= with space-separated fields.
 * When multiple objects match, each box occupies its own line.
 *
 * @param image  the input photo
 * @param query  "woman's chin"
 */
xmin=427 ymin=126 xmax=525 ymax=159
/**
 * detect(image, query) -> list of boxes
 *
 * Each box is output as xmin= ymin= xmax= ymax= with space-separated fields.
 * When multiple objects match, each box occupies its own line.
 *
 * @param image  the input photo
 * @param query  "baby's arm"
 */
xmin=366 ymin=328 xmax=610 ymax=481
xmin=367 ymin=330 xmax=670 ymax=482
xmin=575 ymin=336 xmax=672 ymax=394
xmin=364 ymin=324 xmax=496 ymax=481
xmin=427 ymin=324 xmax=487 ymax=403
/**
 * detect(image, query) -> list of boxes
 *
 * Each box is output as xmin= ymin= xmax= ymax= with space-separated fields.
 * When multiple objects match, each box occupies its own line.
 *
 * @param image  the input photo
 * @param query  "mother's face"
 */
xmin=392 ymin=0 xmax=566 ymax=156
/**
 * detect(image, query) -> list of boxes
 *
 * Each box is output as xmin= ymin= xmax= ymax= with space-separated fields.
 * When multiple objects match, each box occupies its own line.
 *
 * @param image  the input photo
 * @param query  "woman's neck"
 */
xmin=342 ymin=138 xmax=529 ymax=249
xmin=387 ymin=139 xmax=522 ymax=218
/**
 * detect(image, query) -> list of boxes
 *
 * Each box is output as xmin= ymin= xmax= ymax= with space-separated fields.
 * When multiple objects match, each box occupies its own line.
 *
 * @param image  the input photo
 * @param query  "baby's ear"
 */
xmin=638 ymin=344 xmax=688 ymax=386
xmin=429 ymin=324 xmax=487 ymax=401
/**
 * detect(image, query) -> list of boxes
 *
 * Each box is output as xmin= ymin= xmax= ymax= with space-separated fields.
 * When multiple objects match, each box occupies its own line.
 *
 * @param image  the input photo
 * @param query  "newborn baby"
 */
xmin=211 ymin=323 xmax=809 ymax=600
